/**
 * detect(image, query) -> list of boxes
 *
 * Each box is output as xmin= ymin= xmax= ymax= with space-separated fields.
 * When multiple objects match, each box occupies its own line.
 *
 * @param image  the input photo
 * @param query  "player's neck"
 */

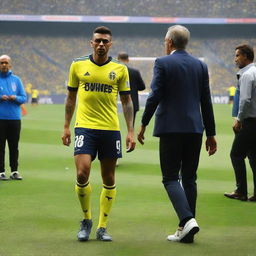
xmin=92 ymin=54 xmax=109 ymax=65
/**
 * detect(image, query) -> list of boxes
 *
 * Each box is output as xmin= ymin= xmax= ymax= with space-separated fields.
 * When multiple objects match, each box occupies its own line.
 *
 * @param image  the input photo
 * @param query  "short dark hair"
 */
xmin=93 ymin=26 xmax=112 ymax=36
xmin=235 ymin=44 xmax=254 ymax=61
xmin=117 ymin=52 xmax=129 ymax=61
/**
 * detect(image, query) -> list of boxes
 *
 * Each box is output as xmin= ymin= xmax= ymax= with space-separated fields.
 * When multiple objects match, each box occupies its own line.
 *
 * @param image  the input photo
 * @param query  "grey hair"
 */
xmin=166 ymin=25 xmax=190 ymax=49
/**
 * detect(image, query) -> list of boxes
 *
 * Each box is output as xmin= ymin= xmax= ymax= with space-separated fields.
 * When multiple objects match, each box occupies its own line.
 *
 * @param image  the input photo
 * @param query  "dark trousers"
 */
xmin=230 ymin=118 xmax=256 ymax=196
xmin=160 ymin=133 xmax=202 ymax=222
xmin=133 ymin=110 xmax=137 ymax=127
xmin=0 ymin=120 xmax=21 ymax=173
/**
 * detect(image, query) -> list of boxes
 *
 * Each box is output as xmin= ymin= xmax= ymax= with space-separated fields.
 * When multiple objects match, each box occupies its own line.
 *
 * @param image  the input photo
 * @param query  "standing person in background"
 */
xmin=117 ymin=52 xmax=146 ymax=126
xmin=227 ymin=85 xmax=236 ymax=104
xmin=31 ymin=88 xmax=39 ymax=106
xmin=138 ymin=25 xmax=217 ymax=243
xmin=62 ymin=26 xmax=136 ymax=242
xmin=25 ymin=83 xmax=32 ymax=103
xmin=0 ymin=55 xmax=26 ymax=181
xmin=224 ymin=44 xmax=256 ymax=202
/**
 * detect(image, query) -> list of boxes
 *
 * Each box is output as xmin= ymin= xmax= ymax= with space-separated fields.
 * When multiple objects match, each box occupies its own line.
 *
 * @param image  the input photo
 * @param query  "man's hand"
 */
xmin=62 ymin=127 xmax=71 ymax=146
xmin=9 ymin=95 xmax=16 ymax=101
xmin=233 ymin=119 xmax=242 ymax=133
xmin=205 ymin=136 xmax=217 ymax=156
xmin=126 ymin=130 xmax=136 ymax=152
xmin=1 ymin=95 xmax=9 ymax=101
xmin=137 ymin=125 xmax=146 ymax=145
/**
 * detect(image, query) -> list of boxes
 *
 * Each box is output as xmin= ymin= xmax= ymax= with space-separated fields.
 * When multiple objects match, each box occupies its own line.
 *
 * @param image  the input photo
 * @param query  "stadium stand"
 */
xmin=1 ymin=25 xmax=255 ymax=95
xmin=1 ymin=0 xmax=256 ymax=18
xmin=0 ymin=1 xmax=255 ymax=96
xmin=0 ymin=29 xmax=255 ymax=95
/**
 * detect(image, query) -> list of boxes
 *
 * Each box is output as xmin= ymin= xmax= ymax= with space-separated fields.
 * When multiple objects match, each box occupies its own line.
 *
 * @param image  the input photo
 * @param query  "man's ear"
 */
xmin=168 ymin=39 xmax=173 ymax=48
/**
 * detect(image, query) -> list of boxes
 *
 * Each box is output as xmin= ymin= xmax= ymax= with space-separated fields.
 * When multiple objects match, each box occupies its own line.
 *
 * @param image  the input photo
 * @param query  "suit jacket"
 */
xmin=141 ymin=50 xmax=215 ymax=137
xmin=127 ymin=66 xmax=145 ymax=112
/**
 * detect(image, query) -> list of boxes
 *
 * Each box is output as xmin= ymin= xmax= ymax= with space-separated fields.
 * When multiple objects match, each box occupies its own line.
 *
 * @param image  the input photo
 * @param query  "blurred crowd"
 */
xmin=1 ymin=32 xmax=255 ymax=95
xmin=1 ymin=0 xmax=256 ymax=95
xmin=1 ymin=0 xmax=256 ymax=18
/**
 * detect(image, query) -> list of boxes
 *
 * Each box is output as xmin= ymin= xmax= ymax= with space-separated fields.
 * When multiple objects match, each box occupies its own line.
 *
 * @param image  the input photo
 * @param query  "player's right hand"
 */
xmin=62 ymin=128 xmax=71 ymax=146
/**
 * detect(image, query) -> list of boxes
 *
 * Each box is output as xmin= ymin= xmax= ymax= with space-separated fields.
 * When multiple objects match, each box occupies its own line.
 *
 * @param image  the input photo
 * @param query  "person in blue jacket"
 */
xmin=0 ymin=55 xmax=26 ymax=180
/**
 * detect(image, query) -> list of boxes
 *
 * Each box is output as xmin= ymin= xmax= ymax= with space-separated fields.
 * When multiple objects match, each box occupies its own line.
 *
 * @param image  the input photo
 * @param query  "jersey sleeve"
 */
xmin=119 ymin=65 xmax=130 ymax=95
xmin=15 ymin=77 xmax=27 ymax=104
xmin=68 ymin=61 xmax=79 ymax=91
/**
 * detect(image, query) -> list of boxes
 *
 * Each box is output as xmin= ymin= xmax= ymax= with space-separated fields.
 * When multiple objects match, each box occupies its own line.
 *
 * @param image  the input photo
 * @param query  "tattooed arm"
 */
xmin=62 ymin=90 xmax=77 ymax=146
xmin=120 ymin=94 xmax=136 ymax=152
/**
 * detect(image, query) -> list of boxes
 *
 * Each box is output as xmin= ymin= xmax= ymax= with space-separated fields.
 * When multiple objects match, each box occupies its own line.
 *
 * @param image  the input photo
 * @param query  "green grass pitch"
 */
xmin=1 ymin=104 xmax=256 ymax=256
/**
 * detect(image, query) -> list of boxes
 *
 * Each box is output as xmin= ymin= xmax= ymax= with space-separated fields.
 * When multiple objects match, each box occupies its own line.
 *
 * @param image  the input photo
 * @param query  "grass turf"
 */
xmin=0 ymin=104 xmax=255 ymax=256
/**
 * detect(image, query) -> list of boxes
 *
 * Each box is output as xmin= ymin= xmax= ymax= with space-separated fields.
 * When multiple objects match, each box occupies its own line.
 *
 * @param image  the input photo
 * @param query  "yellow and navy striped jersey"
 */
xmin=68 ymin=55 xmax=130 ymax=131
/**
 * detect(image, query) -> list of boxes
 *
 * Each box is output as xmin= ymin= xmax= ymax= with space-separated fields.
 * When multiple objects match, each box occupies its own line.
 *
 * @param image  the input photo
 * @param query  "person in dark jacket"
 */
xmin=138 ymin=25 xmax=217 ymax=243
xmin=118 ymin=52 xmax=146 ymax=126
xmin=0 ymin=55 xmax=26 ymax=180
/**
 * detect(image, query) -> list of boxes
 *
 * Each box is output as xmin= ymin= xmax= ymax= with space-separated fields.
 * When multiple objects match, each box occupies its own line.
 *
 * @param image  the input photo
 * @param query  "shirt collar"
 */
xmin=237 ymin=63 xmax=255 ymax=77
xmin=0 ymin=70 xmax=12 ymax=77
xmin=89 ymin=54 xmax=112 ymax=66
xmin=170 ymin=50 xmax=177 ymax=55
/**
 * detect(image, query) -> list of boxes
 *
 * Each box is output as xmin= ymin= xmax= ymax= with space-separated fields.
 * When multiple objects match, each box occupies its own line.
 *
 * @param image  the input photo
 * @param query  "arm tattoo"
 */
xmin=121 ymin=95 xmax=134 ymax=130
xmin=64 ymin=91 xmax=77 ymax=128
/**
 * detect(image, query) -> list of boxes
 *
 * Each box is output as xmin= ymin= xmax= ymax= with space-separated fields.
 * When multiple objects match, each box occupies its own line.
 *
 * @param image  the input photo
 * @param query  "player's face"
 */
xmin=0 ymin=57 xmax=11 ymax=73
xmin=235 ymin=49 xmax=247 ymax=69
xmin=91 ymin=33 xmax=112 ymax=57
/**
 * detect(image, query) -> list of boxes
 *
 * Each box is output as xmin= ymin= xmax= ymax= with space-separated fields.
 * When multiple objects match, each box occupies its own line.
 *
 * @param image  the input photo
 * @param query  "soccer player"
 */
xmin=227 ymin=85 xmax=236 ymax=104
xmin=31 ymin=89 xmax=39 ymax=106
xmin=62 ymin=26 xmax=136 ymax=242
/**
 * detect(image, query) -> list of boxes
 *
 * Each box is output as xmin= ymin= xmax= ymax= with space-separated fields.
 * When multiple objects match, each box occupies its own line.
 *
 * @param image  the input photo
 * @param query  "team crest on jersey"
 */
xmin=109 ymin=71 xmax=116 ymax=81
xmin=11 ymin=82 xmax=17 ymax=92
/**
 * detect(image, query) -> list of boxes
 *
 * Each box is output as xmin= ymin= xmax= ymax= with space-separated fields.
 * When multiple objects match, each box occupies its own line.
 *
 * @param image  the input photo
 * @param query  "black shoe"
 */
xmin=224 ymin=191 xmax=247 ymax=201
xmin=248 ymin=195 xmax=256 ymax=202
xmin=77 ymin=219 xmax=92 ymax=241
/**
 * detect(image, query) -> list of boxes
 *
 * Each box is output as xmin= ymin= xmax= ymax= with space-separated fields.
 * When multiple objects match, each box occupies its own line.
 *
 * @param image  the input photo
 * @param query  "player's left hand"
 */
xmin=62 ymin=128 xmax=71 ymax=146
xmin=126 ymin=131 xmax=136 ymax=152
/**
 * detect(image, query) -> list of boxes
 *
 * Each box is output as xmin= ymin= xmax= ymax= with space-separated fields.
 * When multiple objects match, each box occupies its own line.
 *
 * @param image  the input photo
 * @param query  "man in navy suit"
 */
xmin=118 ymin=52 xmax=146 ymax=126
xmin=138 ymin=25 xmax=217 ymax=243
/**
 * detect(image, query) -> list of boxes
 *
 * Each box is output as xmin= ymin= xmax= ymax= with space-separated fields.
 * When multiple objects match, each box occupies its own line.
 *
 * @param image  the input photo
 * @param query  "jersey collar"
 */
xmin=89 ymin=54 xmax=112 ymax=66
